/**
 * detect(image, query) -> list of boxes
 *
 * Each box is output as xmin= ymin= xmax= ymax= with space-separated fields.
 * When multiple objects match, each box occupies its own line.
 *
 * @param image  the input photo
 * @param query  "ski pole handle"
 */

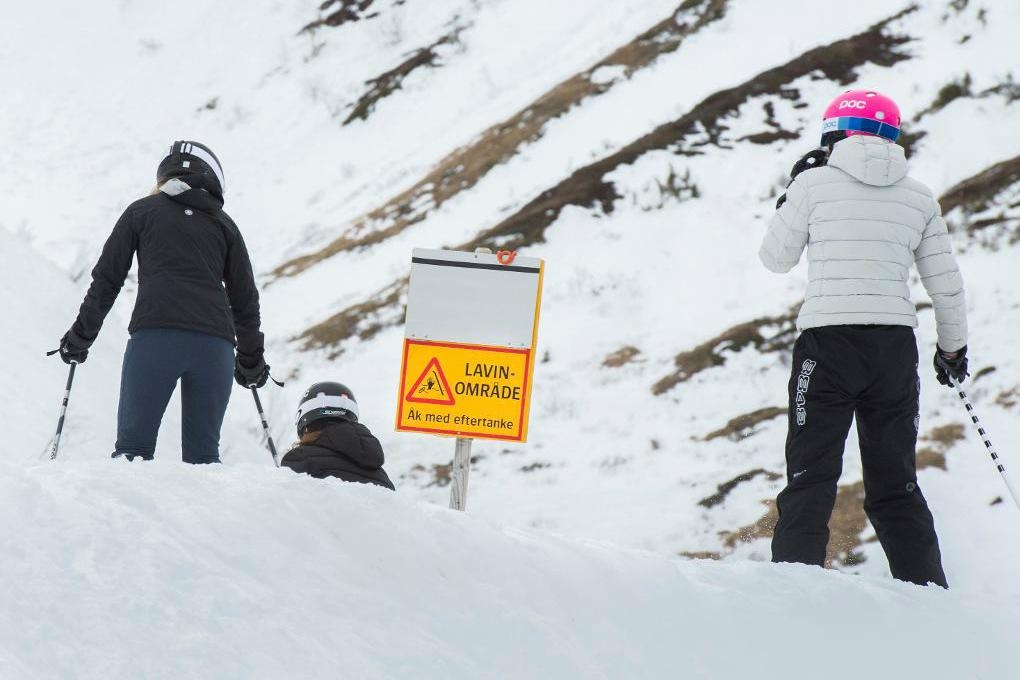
xmin=251 ymin=386 xmax=281 ymax=467
xmin=49 ymin=361 xmax=78 ymax=461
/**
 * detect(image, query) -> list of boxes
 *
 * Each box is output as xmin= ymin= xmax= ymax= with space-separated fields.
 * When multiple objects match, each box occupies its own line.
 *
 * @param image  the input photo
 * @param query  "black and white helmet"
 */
xmin=157 ymin=140 xmax=226 ymax=197
xmin=295 ymin=382 xmax=360 ymax=435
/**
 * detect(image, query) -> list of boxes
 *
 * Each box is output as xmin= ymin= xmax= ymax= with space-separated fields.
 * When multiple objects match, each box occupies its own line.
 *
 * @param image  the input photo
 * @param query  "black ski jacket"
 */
xmin=70 ymin=178 xmax=264 ymax=360
xmin=281 ymin=420 xmax=395 ymax=490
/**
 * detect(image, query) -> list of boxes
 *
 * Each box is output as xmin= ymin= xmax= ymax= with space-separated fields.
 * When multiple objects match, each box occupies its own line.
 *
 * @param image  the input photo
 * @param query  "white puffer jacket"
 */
xmin=759 ymin=136 xmax=967 ymax=352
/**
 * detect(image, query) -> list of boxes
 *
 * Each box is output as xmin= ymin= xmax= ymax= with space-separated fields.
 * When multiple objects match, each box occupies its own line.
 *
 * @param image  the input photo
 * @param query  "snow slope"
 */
xmin=2 ymin=461 xmax=1017 ymax=680
xmin=0 ymin=226 xmax=125 ymax=460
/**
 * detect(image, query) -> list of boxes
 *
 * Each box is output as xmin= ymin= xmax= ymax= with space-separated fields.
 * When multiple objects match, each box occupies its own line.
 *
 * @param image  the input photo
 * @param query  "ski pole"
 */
xmin=48 ymin=361 xmax=78 ymax=461
xmin=948 ymin=375 xmax=1020 ymax=510
xmin=250 ymin=386 xmax=280 ymax=467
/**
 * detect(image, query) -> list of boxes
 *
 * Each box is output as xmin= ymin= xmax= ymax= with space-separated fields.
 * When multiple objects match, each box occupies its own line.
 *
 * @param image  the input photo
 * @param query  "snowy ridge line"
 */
xmin=273 ymin=0 xmax=729 ymax=279
xmin=291 ymin=6 xmax=915 ymax=355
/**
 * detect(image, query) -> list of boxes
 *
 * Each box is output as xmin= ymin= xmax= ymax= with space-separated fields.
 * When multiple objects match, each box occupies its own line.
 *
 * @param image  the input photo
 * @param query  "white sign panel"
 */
xmin=404 ymin=249 xmax=543 ymax=349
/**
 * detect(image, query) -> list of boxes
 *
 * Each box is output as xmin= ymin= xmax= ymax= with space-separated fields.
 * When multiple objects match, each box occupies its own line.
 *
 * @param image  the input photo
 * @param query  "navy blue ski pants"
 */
xmin=114 ymin=328 xmax=234 ymax=464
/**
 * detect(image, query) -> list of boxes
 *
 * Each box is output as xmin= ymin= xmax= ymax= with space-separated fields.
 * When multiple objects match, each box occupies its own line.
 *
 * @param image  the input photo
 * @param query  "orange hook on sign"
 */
xmin=496 ymin=250 xmax=517 ymax=265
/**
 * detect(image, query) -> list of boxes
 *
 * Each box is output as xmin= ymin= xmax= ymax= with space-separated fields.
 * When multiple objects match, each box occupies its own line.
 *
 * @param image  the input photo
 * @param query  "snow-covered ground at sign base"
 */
xmin=2 ymin=460 xmax=1018 ymax=680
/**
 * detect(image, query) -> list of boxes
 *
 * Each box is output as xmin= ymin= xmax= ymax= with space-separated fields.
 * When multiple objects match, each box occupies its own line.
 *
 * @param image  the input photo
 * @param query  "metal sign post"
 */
xmin=448 ymin=247 xmax=488 ymax=512
xmin=396 ymin=246 xmax=544 ymax=511
xmin=450 ymin=437 xmax=473 ymax=511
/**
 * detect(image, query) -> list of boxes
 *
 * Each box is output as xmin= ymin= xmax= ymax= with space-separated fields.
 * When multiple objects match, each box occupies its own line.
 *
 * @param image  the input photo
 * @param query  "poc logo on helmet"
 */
xmin=839 ymin=100 xmax=868 ymax=110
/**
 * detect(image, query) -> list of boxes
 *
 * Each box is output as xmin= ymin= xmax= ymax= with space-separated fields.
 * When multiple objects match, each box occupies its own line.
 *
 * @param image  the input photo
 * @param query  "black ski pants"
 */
xmin=771 ymin=325 xmax=948 ymax=588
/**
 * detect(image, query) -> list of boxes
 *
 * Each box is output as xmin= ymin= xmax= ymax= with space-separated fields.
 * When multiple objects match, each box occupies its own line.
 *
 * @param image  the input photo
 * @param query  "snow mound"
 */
xmin=2 ymin=460 xmax=1017 ymax=680
xmin=0 ymin=226 xmax=125 ymax=461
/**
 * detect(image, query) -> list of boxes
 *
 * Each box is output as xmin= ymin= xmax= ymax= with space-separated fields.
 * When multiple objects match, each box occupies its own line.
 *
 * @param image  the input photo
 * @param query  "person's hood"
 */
xmin=827 ymin=135 xmax=908 ymax=187
xmin=160 ymin=177 xmax=225 ymax=213
xmin=315 ymin=421 xmax=385 ymax=469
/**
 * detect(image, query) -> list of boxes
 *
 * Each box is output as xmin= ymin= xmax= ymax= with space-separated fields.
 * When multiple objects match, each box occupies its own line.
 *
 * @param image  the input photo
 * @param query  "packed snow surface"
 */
xmin=2 ymin=461 xmax=1018 ymax=680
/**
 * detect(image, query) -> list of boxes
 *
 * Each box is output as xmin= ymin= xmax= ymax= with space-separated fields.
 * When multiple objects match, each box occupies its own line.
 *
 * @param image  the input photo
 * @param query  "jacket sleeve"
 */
xmin=759 ymin=174 xmax=811 ymax=273
xmin=70 ymin=208 xmax=138 ymax=346
xmin=914 ymin=199 xmax=967 ymax=352
xmin=222 ymin=218 xmax=265 ymax=360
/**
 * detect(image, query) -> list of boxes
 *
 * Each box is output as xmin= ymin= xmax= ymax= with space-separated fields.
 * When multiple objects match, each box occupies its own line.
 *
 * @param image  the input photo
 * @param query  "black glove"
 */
xmin=234 ymin=353 xmax=270 ymax=388
xmin=790 ymin=149 xmax=829 ymax=180
xmin=776 ymin=150 xmax=830 ymax=209
xmin=934 ymin=345 xmax=968 ymax=386
xmin=57 ymin=331 xmax=90 ymax=365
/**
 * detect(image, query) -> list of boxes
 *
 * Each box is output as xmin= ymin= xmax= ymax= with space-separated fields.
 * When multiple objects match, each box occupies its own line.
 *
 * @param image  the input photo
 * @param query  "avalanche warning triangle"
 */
xmin=406 ymin=357 xmax=456 ymax=406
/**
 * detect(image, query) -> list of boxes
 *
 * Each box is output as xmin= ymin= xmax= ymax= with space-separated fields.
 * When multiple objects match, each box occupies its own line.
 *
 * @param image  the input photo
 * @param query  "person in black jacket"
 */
xmin=58 ymin=141 xmax=270 ymax=464
xmin=282 ymin=382 xmax=395 ymax=490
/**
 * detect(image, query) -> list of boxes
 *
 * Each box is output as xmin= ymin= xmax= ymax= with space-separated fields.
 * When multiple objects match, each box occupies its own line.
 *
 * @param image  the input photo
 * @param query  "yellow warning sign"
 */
xmin=396 ymin=340 xmax=533 ymax=442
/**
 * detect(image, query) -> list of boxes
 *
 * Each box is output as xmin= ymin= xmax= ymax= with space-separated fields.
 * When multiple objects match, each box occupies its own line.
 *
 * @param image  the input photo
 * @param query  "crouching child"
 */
xmin=282 ymin=382 xmax=395 ymax=490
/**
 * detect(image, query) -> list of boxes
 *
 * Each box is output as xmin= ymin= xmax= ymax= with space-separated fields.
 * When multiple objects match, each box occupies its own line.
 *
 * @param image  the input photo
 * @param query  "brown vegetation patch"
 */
xmin=698 ymin=468 xmax=783 ymax=508
xmin=898 ymin=127 xmax=927 ymax=160
xmin=917 ymin=423 xmax=965 ymax=471
xmin=996 ymin=387 xmax=1019 ymax=409
xmin=603 ymin=346 xmax=642 ymax=368
xmin=302 ymin=0 xmax=388 ymax=33
xmin=971 ymin=366 xmax=996 ymax=383
xmin=722 ymin=499 xmax=777 ymax=548
xmin=405 ymin=455 xmax=483 ymax=487
xmin=738 ymin=101 xmax=801 ymax=145
xmin=918 ymin=73 xmax=973 ymax=118
xmin=724 ymin=481 xmax=869 ymax=567
xmin=679 ymin=551 xmax=722 ymax=560
xmin=296 ymin=279 xmax=406 ymax=357
xmin=939 ymin=154 xmax=1020 ymax=218
xmin=703 ymin=407 xmax=787 ymax=442
xmin=275 ymin=0 xmax=730 ymax=278
xmin=464 ymin=8 xmax=915 ymax=254
xmin=903 ymin=76 xmax=1017 ymax=157
xmin=652 ymin=306 xmax=799 ymax=396
xmin=345 ymin=29 xmax=462 ymax=125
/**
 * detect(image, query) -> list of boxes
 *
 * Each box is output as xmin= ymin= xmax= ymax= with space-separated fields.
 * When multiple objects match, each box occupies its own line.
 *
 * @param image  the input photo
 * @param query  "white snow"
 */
xmin=2 ymin=460 xmax=1018 ymax=680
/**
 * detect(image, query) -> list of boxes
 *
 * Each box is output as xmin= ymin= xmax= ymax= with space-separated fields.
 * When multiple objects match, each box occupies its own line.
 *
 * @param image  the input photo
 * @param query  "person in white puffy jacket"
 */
xmin=759 ymin=90 xmax=969 ymax=588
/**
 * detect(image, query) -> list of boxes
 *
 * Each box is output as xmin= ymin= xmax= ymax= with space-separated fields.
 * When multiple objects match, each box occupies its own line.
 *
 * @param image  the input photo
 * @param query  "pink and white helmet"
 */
xmin=820 ymin=89 xmax=901 ymax=146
